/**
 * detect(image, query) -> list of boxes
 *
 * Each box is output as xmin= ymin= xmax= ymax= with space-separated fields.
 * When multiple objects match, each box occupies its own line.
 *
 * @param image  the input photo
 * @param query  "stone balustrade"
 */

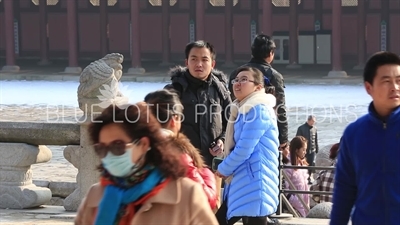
xmin=0 ymin=122 xmax=80 ymax=145
xmin=0 ymin=122 xmax=83 ymax=209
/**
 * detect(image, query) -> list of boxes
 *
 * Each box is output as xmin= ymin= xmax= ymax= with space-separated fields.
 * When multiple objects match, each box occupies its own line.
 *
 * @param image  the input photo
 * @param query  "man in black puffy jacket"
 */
xmin=165 ymin=40 xmax=231 ymax=167
xmin=164 ymin=40 xmax=231 ymax=209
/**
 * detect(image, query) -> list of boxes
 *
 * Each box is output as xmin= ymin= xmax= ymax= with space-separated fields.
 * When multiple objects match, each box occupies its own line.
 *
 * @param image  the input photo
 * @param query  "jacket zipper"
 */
xmin=382 ymin=120 xmax=388 ymax=224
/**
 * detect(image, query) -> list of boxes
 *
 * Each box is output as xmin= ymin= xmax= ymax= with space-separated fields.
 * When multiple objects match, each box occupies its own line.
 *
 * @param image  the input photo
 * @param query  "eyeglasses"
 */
xmin=93 ymin=139 xmax=139 ymax=158
xmin=173 ymin=113 xmax=183 ymax=121
xmin=231 ymin=77 xmax=256 ymax=85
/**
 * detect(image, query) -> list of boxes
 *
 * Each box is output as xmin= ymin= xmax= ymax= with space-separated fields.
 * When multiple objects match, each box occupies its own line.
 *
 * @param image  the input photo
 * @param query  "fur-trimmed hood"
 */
xmin=168 ymin=66 xmax=230 ymax=100
xmin=168 ymin=65 xmax=228 ymax=84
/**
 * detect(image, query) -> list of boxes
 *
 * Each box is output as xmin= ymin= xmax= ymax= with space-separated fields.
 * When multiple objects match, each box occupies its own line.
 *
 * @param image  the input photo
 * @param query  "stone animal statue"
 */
xmin=77 ymin=53 xmax=128 ymax=114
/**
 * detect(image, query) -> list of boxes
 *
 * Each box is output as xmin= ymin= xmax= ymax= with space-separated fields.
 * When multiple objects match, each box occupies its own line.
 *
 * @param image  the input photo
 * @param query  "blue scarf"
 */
xmin=94 ymin=168 xmax=164 ymax=225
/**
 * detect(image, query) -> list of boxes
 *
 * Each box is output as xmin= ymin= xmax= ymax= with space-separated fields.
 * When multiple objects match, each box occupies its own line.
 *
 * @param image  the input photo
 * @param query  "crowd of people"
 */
xmin=73 ymin=34 xmax=400 ymax=225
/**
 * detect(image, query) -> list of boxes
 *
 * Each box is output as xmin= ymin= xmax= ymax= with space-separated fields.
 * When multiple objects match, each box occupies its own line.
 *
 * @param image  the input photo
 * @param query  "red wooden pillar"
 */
xmin=38 ymin=0 xmax=50 ymax=65
xmin=64 ymin=0 xmax=81 ymax=73
xmin=354 ymin=0 xmax=366 ymax=70
xmin=2 ymin=0 xmax=20 ymax=72
xmin=195 ymin=0 xmax=205 ymax=40
xmin=222 ymin=0 xmax=235 ymax=67
xmin=127 ymin=0 xmax=145 ymax=74
xmin=261 ymin=0 xmax=272 ymax=35
xmin=100 ymin=0 xmax=108 ymax=57
xmin=287 ymin=0 xmax=301 ymax=69
xmin=160 ymin=0 xmax=171 ymax=66
xmin=328 ymin=0 xmax=347 ymax=77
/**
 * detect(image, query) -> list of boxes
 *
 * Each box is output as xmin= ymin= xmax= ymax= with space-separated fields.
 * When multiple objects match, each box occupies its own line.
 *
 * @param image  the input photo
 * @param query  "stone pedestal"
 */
xmin=1 ymin=65 xmax=20 ymax=73
xmin=327 ymin=70 xmax=348 ymax=78
xmin=286 ymin=63 xmax=302 ymax=69
xmin=0 ymin=143 xmax=52 ymax=209
xmin=127 ymin=67 xmax=146 ymax=75
xmin=63 ymin=120 xmax=100 ymax=211
xmin=353 ymin=64 xmax=365 ymax=70
xmin=159 ymin=62 xmax=174 ymax=67
xmin=64 ymin=67 xmax=82 ymax=74
xmin=307 ymin=202 xmax=333 ymax=218
xmin=38 ymin=60 xmax=52 ymax=66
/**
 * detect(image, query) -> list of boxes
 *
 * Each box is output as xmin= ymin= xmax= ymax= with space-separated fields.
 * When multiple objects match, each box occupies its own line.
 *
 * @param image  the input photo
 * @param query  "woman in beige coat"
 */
xmin=75 ymin=103 xmax=217 ymax=225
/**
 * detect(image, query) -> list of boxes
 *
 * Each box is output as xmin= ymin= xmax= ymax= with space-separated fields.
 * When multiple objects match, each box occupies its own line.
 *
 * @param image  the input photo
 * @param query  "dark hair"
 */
xmin=185 ymin=40 xmax=216 ymax=60
xmin=88 ymin=103 xmax=186 ymax=179
xmin=281 ymin=143 xmax=290 ymax=164
xmin=144 ymin=89 xmax=183 ymax=126
xmin=282 ymin=154 xmax=289 ymax=164
xmin=329 ymin=143 xmax=340 ymax=160
xmin=289 ymin=136 xmax=308 ymax=169
xmin=251 ymin=34 xmax=276 ymax=60
xmin=307 ymin=115 xmax=316 ymax=121
xmin=364 ymin=51 xmax=400 ymax=84
xmin=144 ymin=90 xmax=206 ymax=168
xmin=235 ymin=66 xmax=275 ymax=95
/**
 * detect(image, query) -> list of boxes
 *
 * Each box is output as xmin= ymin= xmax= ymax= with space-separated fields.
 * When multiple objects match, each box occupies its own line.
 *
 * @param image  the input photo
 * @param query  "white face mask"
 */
xmin=101 ymin=148 xmax=139 ymax=177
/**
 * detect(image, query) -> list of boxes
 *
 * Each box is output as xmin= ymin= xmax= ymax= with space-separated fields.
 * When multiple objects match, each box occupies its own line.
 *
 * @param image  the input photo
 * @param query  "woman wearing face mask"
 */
xmin=144 ymin=89 xmax=218 ymax=210
xmin=214 ymin=66 xmax=280 ymax=225
xmin=75 ymin=103 xmax=218 ymax=225
xmin=284 ymin=136 xmax=310 ymax=217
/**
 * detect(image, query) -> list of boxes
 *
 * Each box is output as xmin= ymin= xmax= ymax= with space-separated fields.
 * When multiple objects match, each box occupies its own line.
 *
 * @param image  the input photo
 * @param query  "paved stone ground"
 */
xmin=0 ymin=206 xmax=331 ymax=225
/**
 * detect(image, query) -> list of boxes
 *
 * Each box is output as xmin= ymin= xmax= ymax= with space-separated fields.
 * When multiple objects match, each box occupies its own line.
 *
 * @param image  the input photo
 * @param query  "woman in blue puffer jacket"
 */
xmin=215 ymin=66 xmax=280 ymax=225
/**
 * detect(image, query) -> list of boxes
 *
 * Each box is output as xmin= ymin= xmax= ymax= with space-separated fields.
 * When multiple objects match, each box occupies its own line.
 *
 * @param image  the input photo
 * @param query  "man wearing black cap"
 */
xmin=228 ymin=34 xmax=288 ymax=150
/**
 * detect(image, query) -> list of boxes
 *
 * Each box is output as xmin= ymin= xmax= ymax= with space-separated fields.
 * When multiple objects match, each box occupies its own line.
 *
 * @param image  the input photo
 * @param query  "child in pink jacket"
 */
xmin=284 ymin=136 xmax=310 ymax=217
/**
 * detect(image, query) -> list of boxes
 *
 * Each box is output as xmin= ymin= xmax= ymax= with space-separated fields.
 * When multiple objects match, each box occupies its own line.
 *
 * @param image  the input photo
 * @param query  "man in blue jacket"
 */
xmin=330 ymin=51 xmax=400 ymax=225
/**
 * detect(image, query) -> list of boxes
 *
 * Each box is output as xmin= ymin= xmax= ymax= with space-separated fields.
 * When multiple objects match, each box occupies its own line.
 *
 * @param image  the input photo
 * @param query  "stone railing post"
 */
xmin=63 ymin=120 xmax=100 ymax=211
xmin=64 ymin=53 xmax=128 ymax=211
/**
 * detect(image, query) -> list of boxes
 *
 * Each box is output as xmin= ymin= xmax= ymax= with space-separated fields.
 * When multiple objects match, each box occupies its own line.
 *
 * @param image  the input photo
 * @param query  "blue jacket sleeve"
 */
xmin=218 ymin=105 xmax=271 ymax=176
xmin=330 ymin=131 xmax=357 ymax=225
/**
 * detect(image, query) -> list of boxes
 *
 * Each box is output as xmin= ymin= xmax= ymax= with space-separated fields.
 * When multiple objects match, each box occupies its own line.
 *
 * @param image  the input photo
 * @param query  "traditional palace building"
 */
xmin=0 ymin=0 xmax=399 ymax=73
